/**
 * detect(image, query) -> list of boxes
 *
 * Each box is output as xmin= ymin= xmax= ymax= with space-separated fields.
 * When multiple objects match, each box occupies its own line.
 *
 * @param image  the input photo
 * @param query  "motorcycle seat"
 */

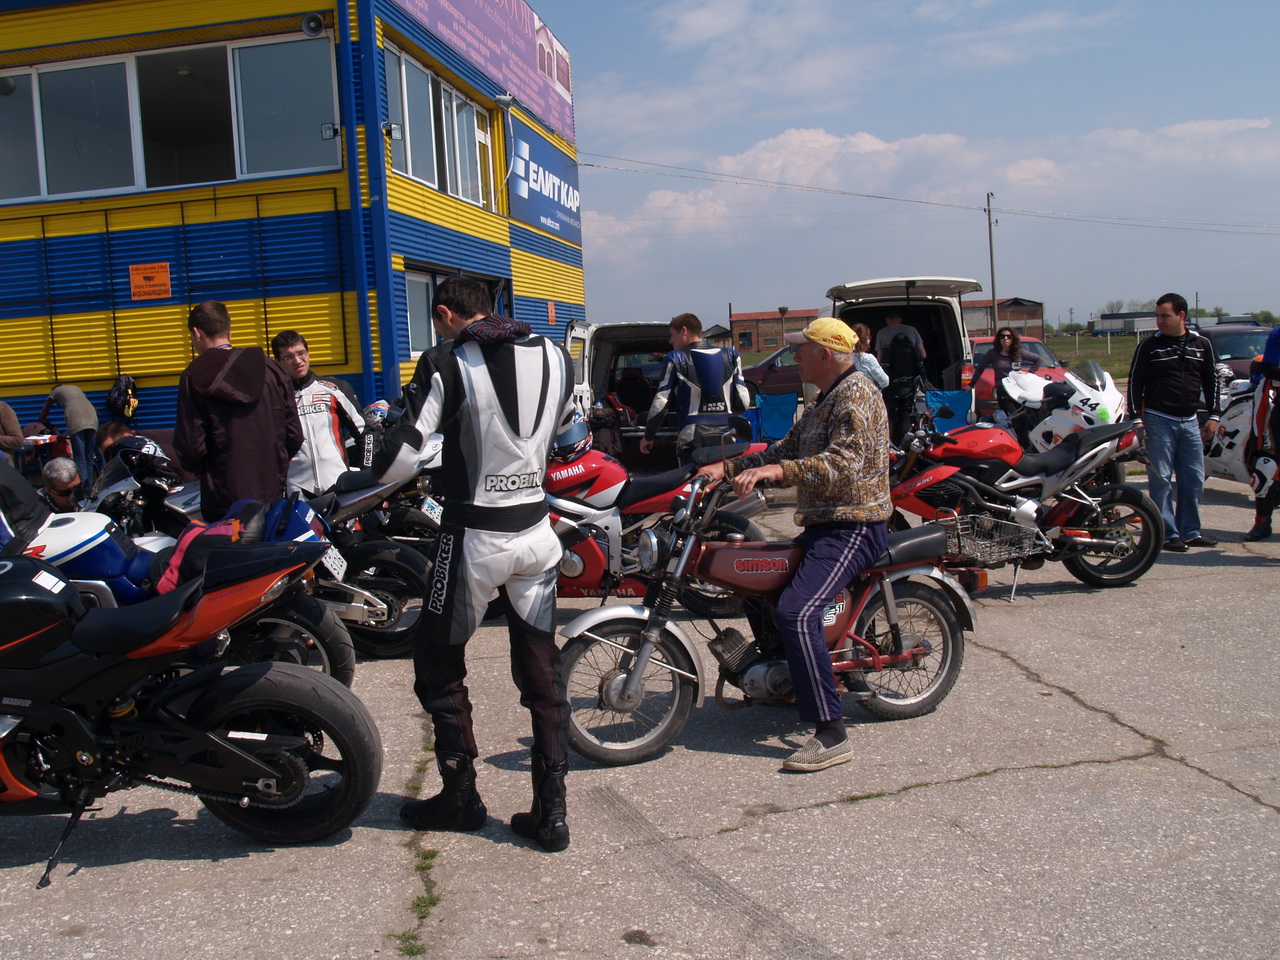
xmin=871 ymin=524 xmax=948 ymax=568
xmin=1013 ymin=423 xmax=1130 ymax=477
xmin=334 ymin=469 xmax=375 ymax=493
xmin=615 ymin=464 xmax=697 ymax=511
xmin=72 ymin=576 xmax=204 ymax=654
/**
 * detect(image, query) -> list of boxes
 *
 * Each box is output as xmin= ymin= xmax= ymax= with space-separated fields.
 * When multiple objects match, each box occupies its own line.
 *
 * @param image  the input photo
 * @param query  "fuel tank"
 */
xmin=546 ymin=450 xmax=629 ymax=509
xmin=934 ymin=423 xmax=1024 ymax=466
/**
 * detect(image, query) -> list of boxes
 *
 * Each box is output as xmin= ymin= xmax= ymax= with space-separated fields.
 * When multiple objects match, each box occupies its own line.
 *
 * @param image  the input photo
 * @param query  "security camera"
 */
xmin=301 ymin=12 xmax=325 ymax=37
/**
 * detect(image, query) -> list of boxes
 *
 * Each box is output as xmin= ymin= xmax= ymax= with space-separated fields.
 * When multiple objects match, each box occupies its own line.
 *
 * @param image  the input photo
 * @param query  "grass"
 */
xmin=1046 ymin=332 xmax=1141 ymax=382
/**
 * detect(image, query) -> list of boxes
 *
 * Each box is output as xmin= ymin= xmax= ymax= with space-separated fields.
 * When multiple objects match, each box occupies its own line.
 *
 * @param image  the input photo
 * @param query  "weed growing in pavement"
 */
xmin=388 ymin=930 xmax=425 ymax=956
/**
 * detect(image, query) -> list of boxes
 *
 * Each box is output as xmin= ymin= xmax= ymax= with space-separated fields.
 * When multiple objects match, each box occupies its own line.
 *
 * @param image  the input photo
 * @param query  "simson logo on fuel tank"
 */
xmin=733 ymin=557 xmax=789 ymax=573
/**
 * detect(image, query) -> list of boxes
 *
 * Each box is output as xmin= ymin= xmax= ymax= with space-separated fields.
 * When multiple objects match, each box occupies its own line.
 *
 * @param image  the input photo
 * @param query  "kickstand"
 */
xmin=1007 ymin=562 xmax=1023 ymax=603
xmin=37 ymin=806 xmax=86 ymax=889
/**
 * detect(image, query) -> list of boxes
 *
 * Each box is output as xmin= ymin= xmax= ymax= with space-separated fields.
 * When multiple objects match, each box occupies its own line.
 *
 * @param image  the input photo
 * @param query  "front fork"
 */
xmin=615 ymin=526 xmax=702 ymax=706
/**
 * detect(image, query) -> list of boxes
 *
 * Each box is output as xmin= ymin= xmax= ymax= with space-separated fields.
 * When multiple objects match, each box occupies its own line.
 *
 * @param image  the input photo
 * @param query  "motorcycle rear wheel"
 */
xmin=677 ymin=512 xmax=767 ymax=618
xmin=188 ymin=663 xmax=382 ymax=843
xmin=228 ymin=593 xmax=356 ymax=687
xmin=324 ymin=541 xmax=427 ymax=658
xmin=845 ymin=580 xmax=964 ymax=720
xmin=1061 ymin=485 xmax=1163 ymax=588
xmin=563 ymin=620 xmax=697 ymax=766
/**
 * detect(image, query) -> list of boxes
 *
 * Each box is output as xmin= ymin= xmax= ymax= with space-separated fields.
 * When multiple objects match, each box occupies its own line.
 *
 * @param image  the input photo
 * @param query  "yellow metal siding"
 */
xmin=511 ymin=249 xmax=586 ymax=305
xmin=387 ymin=174 xmax=508 ymax=246
xmin=0 ymin=2 xmax=330 ymax=61
xmin=51 ymin=311 xmax=115 ymax=381
xmin=0 ymin=317 xmax=55 ymax=384
xmin=114 ymin=304 xmax=194 ymax=376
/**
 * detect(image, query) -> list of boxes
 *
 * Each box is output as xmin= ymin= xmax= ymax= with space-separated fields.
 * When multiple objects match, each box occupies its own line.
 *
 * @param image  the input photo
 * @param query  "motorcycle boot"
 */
xmin=510 ymin=753 xmax=570 ymax=852
xmin=400 ymin=751 xmax=488 ymax=832
xmin=1244 ymin=509 xmax=1273 ymax=541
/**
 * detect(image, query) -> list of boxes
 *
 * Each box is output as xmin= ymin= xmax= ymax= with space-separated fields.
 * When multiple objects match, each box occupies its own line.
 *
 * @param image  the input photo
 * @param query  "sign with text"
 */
xmin=509 ymin=116 xmax=581 ymax=245
xmin=394 ymin=0 xmax=574 ymax=142
xmin=129 ymin=262 xmax=171 ymax=300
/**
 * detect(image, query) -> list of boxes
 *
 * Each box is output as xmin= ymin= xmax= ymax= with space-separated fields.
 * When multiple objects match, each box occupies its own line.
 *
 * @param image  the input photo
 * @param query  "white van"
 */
xmin=824 ymin=276 xmax=980 ymax=390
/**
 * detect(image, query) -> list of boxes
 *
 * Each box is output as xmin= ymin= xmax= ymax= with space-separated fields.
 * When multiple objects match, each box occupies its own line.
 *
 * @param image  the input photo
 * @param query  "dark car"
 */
xmin=1193 ymin=321 xmax=1271 ymax=381
xmin=742 ymin=344 xmax=802 ymax=398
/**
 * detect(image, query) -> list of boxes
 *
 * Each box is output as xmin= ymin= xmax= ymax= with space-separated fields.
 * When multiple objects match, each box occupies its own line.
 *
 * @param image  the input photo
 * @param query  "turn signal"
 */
xmin=261 ymin=575 xmax=291 ymax=603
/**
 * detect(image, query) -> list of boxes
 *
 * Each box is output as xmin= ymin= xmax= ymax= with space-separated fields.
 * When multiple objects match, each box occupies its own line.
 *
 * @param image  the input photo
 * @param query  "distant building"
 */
xmin=728 ymin=308 xmax=819 ymax=353
xmin=961 ymin=298 xmax=1044 ymax=338
xmin=702 ymin=323 xmax=732 ymax=346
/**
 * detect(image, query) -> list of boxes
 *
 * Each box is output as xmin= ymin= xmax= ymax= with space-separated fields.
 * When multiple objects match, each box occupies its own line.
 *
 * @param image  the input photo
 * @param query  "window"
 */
xmin=0 ymin=74 xmax=41 ymax=200
xmin=406 ymin=272 xmax=435 ymax=354
xmin=384 ymin=45 xmax=494 ymax=210
xmin=0 ymin=36 xmax=339 ymax=204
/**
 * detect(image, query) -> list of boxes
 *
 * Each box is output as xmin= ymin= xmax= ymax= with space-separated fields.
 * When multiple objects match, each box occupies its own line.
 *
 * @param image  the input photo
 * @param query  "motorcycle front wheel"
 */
xmin=676 ymin=511 xmax=767 ymax=619
xmin=228 ymin=592 xmax=356 ymax=687
xmin=845 ymin=580 xmax=964 ymax=721
xmin=188 ymin=663 xmax=382 ymax=843
xmin=1060 ymin=484 xmax=1163 ymax=588
xmin=562 ymin=620 xmax=697 ymax=766
xmin=326 ymin=541 xmax=428 ymax=658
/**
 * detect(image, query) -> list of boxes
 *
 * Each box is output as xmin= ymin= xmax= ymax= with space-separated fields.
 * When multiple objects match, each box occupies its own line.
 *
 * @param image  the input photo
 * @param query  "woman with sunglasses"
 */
xmin=972 ymin=327 xmax=1042 ymax=443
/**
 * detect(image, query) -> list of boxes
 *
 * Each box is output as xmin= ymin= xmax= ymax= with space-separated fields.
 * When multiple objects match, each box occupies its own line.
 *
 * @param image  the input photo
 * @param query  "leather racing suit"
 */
xmin=287 ymin=371 xmax=365 ymax=495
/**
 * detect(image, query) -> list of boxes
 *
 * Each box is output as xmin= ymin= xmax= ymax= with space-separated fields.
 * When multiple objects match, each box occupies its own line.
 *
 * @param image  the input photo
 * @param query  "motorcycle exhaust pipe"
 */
xmin=718 ymin=491 xmax=766 ymax=520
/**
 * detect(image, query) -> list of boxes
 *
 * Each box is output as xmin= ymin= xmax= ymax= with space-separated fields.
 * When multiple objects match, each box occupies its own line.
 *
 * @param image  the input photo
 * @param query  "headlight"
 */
xmin=636 ymin=529 xmax=662 ymax=573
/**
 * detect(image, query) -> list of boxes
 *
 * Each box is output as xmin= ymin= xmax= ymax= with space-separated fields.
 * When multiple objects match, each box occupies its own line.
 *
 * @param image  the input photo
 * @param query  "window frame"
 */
xmin=383 ymin=43 xmax=495 ymax=211
xmin=0 ymin=34 xmax=341 ymax=206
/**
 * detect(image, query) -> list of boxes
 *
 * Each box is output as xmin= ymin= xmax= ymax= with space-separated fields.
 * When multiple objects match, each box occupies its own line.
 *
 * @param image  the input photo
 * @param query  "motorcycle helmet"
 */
xmin=363 ymin=399 xmax=391 ymax=425
xmin=550 ymin=415 xmax=593 ymax=464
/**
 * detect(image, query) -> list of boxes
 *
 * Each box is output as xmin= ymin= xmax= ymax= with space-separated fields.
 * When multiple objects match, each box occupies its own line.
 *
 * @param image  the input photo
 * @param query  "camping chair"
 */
xmin=755 ymin=392 xmax=800 ymax=442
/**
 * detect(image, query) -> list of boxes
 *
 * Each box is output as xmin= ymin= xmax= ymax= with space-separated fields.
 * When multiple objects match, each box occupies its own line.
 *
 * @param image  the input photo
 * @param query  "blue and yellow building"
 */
xmin=0 ymin=0 xmax=584 ymax=428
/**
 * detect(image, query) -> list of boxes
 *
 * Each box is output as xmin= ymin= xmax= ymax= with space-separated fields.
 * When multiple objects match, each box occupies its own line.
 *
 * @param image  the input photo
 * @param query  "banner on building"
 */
xmin=509 ymin=117 xmax=581 ymax=245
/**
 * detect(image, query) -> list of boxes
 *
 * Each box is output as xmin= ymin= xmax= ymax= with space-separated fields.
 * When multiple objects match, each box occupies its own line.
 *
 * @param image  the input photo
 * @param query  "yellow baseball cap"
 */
xmin=783 ymin=317 xmax=857 ymax=354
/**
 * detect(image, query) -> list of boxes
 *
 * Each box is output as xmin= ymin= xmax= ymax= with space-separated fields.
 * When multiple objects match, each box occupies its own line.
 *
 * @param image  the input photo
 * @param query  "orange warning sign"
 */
xmin=129 ymin=262 xmax=171 ymax=300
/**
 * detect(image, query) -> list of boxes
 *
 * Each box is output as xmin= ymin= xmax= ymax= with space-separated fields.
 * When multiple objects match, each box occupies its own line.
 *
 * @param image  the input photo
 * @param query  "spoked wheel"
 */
xmin=188 ymin=663 xmax=382 ymax=843
xmin=844 ymin=580 xmax=964 ymax=720
xmin=228 ymin=593 xmax=356 ymax=687
xmin=1061 ymin=485 xmax=1163 ymax=588
xmin=563 ymin=620 xmax=697 ymax=766
xmin=677 ymin=512 xmax=767 ymax=619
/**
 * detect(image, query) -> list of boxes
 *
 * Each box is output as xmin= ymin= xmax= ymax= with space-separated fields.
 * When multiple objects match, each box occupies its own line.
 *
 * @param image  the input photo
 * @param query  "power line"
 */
xmin=578 ymin=152 xmax=1280 ymax=237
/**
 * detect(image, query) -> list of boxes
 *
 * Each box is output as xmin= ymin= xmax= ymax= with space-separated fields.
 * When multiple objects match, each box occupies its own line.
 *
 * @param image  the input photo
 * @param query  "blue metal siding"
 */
xmin=509 ymin=224 xmax=583 ymax=269
xmin=513 ymin=294 xmax=584 ymax=340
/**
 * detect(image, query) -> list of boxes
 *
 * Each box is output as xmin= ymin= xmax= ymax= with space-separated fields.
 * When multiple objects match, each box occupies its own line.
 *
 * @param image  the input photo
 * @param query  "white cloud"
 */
xmin=1158 ymin=118 xmax=1271 ymax=140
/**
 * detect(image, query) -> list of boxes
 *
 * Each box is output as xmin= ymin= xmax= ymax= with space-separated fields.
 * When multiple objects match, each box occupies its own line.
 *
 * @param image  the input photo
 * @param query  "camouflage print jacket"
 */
xmin=726 ymin=368 xmax=891 ymax=526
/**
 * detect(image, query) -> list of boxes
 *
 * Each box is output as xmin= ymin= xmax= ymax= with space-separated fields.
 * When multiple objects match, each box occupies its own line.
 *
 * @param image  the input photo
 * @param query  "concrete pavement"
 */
xmin=4 ymin=476 xmax=1277 ymax=959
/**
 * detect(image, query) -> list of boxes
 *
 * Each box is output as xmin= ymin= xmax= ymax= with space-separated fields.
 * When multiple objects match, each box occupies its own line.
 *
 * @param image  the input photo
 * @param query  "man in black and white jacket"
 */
xmin=1126 ymin=293 xmax=1221 ymax=552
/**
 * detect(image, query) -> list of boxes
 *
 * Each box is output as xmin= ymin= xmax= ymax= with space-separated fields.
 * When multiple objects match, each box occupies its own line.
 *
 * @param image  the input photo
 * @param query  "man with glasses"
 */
xmin=38 ymin=457 xmax=82 ymax=513
xmin=270 ymin=330 xmax=366 ymax=495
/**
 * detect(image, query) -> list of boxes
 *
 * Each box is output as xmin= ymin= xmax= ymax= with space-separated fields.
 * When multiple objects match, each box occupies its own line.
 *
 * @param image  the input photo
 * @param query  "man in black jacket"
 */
xmin=1126 ymin=293 xmax=1221 ymax=552
xmin=174 ymin=302 xmax=303 ymax=521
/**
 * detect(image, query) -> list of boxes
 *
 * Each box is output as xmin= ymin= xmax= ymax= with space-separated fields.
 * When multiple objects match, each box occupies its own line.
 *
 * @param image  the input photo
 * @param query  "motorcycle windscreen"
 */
xmin=690 ymin=542 xmax=802 ymax=597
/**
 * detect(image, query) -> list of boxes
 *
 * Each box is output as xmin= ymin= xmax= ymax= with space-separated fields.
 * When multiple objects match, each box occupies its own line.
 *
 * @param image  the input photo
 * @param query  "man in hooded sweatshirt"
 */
xmin=174 ymin=301 xmax=303 ymax=521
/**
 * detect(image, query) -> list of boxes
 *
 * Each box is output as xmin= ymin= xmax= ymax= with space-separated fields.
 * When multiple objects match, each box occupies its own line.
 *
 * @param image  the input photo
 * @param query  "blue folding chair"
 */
xmin=925 ymin=390 xmax=972 ymax=432
xmin=755 ymin=392 xmax=800 ymax=442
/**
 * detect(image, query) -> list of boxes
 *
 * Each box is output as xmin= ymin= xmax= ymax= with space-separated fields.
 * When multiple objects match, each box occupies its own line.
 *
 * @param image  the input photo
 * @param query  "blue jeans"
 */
xmin=1143 ymin=413 xmax=1204 ymax=541
xmin=68 ymin=428 xmax=97 ymax=491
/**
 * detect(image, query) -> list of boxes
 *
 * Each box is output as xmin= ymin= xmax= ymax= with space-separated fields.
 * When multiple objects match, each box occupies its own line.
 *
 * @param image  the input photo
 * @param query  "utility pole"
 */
xmin=986 ymin=192 xmax=998 ymax=334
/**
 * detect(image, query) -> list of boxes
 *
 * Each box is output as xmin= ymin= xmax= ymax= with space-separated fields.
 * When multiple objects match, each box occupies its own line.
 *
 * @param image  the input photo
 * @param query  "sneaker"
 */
xmin=1163 ymin=537 xmax=1188 ymax=553
xmin=1184 ymin=535 xmax=1218 ymax=548
xmin=781 ymin=736 xmax=853 ymax=773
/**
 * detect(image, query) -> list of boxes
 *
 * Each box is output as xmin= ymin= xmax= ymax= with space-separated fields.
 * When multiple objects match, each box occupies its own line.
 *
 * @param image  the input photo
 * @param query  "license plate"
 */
xmin=423 ymin=497 xmax=444 ymax=525
xmin=323 ymin=545 xmax=348 ymax=580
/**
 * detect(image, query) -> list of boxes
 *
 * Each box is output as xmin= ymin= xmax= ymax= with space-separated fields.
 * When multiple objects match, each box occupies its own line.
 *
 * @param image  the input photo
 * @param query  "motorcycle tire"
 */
xmin=562 ymin=619 xmax=697 ymax=766
xmin=227 ymin=592 xmax=357 ymax=687
xmin=1061 ymin=484 xmax=1163 ymax=588
xmin=676 ymin=512 xmax=767 ymax=619
xmin=846 ymin=580 xmax=964 ymax=721
xmin=323 ymin=540 xmax=428 ymax=659
xmin=188 ymin=662 xmax=383 ymax=843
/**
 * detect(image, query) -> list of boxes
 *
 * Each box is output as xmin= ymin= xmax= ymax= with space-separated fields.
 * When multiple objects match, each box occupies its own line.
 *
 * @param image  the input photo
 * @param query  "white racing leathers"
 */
xmin=375 ymin=331 xmax=575 ymax=641
xmin=287 ymin=374 xmax=365 ymax=495
xmin=375 ymin=328 xmax=574 ymax=759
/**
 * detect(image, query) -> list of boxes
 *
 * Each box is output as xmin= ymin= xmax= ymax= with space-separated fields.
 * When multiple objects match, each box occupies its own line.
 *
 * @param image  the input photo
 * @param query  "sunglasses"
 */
xmin=50 ymin=483 xmax=82 ymax=500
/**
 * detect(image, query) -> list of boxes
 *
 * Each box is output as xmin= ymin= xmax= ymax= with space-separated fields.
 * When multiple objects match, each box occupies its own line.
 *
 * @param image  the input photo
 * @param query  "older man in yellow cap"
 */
xmin=697 ymin=317 xmax=891 ymax=772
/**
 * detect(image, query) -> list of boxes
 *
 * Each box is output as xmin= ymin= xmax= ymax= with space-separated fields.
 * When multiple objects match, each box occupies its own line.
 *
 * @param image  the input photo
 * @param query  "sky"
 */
xmin=528 ymin=0 xmax=1280 ymax=328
